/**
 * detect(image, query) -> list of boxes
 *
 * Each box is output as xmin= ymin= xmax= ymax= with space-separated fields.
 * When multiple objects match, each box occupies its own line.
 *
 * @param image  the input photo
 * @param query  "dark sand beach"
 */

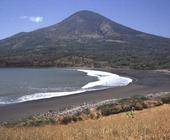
xmin=0 ymin=69 xmax=170 ymax=122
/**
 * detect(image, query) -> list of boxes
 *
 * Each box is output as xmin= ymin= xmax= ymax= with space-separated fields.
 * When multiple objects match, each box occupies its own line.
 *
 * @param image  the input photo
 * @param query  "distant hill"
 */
xmin=0 ymin=10 xmax=170 ymax=69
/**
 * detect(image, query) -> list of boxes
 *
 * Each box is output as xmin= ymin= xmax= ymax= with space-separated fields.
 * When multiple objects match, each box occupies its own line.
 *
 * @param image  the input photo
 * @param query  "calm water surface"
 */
xmin=0 ymin=68 xmax=97 ymax=104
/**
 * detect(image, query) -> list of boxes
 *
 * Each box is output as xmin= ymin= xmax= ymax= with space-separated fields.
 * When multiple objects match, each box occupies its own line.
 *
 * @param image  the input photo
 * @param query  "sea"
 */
xmin=0 ymin=68 xmax=132 ymax=105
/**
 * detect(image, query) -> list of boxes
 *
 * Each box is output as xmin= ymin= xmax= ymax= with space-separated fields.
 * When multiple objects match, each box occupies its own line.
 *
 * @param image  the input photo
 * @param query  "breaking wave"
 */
xmin=0 ymin=69 xmax=132 ymax=105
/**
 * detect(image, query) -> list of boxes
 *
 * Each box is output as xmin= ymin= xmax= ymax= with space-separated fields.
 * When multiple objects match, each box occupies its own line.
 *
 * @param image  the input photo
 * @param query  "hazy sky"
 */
xmin=0 ymin=0 xmax=170 ymax=39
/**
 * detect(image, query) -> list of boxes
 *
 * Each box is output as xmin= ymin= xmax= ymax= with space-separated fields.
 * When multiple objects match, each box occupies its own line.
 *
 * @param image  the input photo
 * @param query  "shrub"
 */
xmin=134 ymin=102 xmax=143 ymax=110
xmin=131 ymin=95 xmax=148 ymax=100
xmin=161 ymin=95 xmax=170 ymax=104
xmin=82 ymin=108 xmax=91 ymax=115
xmin=61 ymin=116 xmax=73 ymax=124
xmin=98 ymin=104 xmax=123 ymax=116
xmin=21 ymin=116 xmax=57 ymax=127
xmin=143 ymin=100 xmax=163 ymax=108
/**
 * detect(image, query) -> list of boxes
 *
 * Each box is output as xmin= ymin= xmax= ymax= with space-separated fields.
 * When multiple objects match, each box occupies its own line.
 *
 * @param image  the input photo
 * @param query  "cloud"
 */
xmin=20 ymin=16 xmax=44 ymax=23
xmin=29 ymin=17 xmax=43 ymax=23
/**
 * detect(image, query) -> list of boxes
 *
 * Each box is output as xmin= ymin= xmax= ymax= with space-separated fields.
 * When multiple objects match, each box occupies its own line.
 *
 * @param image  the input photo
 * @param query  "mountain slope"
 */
xmin=0 ymin=10 xmax=170 ymax=69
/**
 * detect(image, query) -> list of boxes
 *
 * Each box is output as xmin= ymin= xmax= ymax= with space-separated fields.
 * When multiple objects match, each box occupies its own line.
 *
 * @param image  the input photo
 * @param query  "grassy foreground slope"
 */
xmin=0 ymin=104 xmax=170 ymax=140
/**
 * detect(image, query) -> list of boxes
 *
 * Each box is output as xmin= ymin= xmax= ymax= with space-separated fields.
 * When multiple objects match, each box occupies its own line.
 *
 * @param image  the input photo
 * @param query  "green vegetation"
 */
xmin=2 ymin=93 xmax=169 ymax=127
xmin=0 ymin=10 xmax=170 ymax=69
xmin=1 ymin=105 xmax=170 ymax=140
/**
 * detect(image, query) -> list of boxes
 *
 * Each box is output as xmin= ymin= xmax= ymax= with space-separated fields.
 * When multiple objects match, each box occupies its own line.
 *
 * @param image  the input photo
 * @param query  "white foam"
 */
xmin=17 ymin=89 xmax=86 ymax=103
xmin=0 ymin=69 xmax=132 ymax=104
xmin=0 ymin=90 xmax=87 ymax=105
xmin=77 ymin=69 xmax=132 ymax=89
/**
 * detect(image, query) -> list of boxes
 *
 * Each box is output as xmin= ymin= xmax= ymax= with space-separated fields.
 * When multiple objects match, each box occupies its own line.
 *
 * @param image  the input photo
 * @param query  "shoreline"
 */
xmin=0 ymin=68 xmax=132 ymax=105
xmin=49 ymin=91 xmax=170 ymax=117
xmin=0 ymin=68 xmax=170 ymax=122
xmin=1 ymin=91 xmax=169 ymax=126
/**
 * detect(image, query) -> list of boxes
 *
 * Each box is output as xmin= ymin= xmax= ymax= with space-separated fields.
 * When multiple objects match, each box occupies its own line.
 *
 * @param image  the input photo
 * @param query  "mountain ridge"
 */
xmin=0 ymin=10 xmax=170 ymax=69
xmin=1 ymin=10 xmax=169 ymax=41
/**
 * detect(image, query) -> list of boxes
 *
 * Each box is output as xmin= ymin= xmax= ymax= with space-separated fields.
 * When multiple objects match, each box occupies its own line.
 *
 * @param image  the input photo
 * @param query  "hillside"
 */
xmin=1 ymin=104 xmax=170 ymax=140
xmin=0 ymin=10 xmax=170 ymax=69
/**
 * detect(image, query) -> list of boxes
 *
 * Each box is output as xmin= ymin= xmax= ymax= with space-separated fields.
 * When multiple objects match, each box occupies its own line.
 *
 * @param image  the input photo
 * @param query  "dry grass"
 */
xmin=0 ymin=104 xmax=170 ymax=140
